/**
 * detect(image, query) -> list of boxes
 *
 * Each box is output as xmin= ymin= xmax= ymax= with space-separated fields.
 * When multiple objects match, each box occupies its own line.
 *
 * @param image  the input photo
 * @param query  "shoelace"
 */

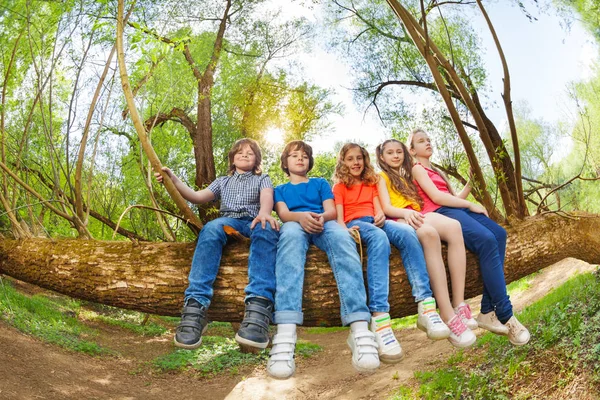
xmin=423 ymin=303 xmax=444 ymax=326
xmin=447 ymin=315 xmax=468 ymax=336
xmin=457 ymin=304 xmax=472 ymax=320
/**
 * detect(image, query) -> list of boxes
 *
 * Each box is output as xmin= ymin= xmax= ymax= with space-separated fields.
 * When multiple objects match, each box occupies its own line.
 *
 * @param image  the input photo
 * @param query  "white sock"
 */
xmin=350 ymin=320 xmax=369 ymax=333
xmin=277 ymin=323 xmax=297 ymax=336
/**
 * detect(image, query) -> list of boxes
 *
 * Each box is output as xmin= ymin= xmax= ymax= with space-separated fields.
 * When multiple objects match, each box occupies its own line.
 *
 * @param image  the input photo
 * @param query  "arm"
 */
xmin=275 ymin=201 xmax=324 ymax=233
xmin=155 ymin=167 xmax=214 ymax=204
xmin=377 ymin=175 xmax=424 ymax=228
xmin=250 ymin=188 xmax=279 ymax=230
xmin=413 ymin=165 xmax=487 ymax=216
xmin=373 ymin=196 xmax=386 ymax=227
xmin=335 ymin=203 xmax=347 ymax=227
xmin=457 ymin=182 xmax=471 ymax=199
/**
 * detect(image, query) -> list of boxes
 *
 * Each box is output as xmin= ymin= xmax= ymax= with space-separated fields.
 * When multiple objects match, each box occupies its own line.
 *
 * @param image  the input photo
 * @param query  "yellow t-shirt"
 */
xmin=379 ymin=172 xmax=421 ymax=211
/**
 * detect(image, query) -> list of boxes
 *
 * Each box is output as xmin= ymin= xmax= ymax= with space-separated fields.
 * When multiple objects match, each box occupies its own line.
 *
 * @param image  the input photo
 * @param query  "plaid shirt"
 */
xmin=207 ymin=171 xmax=273 ymax=219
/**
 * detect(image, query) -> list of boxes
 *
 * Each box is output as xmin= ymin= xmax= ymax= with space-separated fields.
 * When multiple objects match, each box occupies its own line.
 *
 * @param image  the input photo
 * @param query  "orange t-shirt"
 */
xmin=332 ymin=182 xmax=379 ymax=223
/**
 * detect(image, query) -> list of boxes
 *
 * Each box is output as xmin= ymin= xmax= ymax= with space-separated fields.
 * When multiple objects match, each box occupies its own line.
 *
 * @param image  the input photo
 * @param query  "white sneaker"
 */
xmin=476 ymin=311 xmax=509 ymax=335
xmin=267 ymin=333 xmax=296 ymax=379
xmin=370 ymin=314 xmax=403 ymax=364
xmin=347 ymin=330 xmax=380 ymax=372
xmin=455 ymin=302 xmax=478 ymax=330
xmin=505 ymin=316 xmax=530 ymax=346
xmin=446 ymin=314 xmax=476 ymax=348
xmin=417 ymin=298 xmax=451 ymax=340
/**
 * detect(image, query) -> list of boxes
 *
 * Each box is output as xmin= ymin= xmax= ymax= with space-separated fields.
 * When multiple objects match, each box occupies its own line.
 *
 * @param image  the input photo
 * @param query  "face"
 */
xmin=286 ymin=148 xmax=310 ymax=176
xmin=410 ymin=131 xmax=433 ymax=158
xmin=233 ymin=144 xmax=257 ymax=173
xmin=343 ymin=146 xmax=364 ymax=180
xmin=380 ymin=141 xmax=405 ymax=169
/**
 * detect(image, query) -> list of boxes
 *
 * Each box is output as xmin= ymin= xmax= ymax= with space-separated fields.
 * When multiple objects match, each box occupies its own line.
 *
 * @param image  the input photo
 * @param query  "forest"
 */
xmin=0 ymin=0 xmax=599 ymax=321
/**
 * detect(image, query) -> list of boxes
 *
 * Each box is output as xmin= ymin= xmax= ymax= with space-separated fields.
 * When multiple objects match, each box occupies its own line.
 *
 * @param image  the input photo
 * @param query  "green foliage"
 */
xmin=81 ymin=306 xmax=168 ymax=337
xmin=0 ymin=279 xmax=106 ymax=355
xmin=296 ymin=339 xmax=323 ymax=357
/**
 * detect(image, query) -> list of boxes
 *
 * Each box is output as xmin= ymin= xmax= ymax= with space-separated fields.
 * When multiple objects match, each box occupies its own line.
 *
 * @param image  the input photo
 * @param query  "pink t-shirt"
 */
xmin=414 ymin=164 xmax=450 ymax=214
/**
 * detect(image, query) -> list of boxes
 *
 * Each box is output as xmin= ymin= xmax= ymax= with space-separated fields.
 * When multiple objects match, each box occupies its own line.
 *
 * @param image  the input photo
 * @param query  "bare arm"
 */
xmin=321 ymin=199 xmax=337 ymax=222
xmin=335 ymin=203 xmax=346 ymax=227
xmin=457 ymin=182 xmax=471 ymax=199
xmin=373 ymin=196 xmax=385 ymax=227
xmin=155 ymin=167 xmax=214 ymax=204
xmin=250 ymin=188 xmax=279 ymax=230
xmin=275 ymin=201 xmax=324 ymax=233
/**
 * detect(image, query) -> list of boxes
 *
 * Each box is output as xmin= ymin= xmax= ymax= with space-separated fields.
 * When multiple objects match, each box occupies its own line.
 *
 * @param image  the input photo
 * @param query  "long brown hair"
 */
xmin=407 ymin=128 xmax=455 ymax=195
xmin=334 ymin=143 xmax=379 ymax=186
xmin=227 ymin=138 xmax=262 ymax=175
xmin=375 ymin=139 xmax=423 ymax=208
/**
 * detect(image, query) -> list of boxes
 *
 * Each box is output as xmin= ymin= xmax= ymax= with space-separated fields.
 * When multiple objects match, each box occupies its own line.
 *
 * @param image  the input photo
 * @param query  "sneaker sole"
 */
xmin=448 ymin=335 xmax=476 ymax=348
xmin=417 ymin=321 xmax=451 ymax=340
xmin=379 ymin=351 xmax=404 ymax=364
xmin=509 ymin=334 xmax=530 ymax=346
xmin=267 ymin=362 xmax=296 ymax=380
xmin=235 ymin=333 xmax=269 ymax=353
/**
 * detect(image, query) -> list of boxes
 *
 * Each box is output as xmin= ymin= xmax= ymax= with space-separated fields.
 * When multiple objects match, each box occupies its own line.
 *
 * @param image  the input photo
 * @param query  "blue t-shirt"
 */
xmin=274 ymin=178 xmax=333 ymax=214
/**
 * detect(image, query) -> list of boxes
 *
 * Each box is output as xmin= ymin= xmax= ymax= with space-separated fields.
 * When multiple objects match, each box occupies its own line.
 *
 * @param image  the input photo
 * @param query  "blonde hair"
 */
xmin=406 ymin=128 xmax=455 ymax=195
xmin=334 ymin=143 xmax=379 ymax=186
xmin=227 ymin=138 xmax=262 ymax=175
xmin=280 ymin=140 xmax=314 ymax=176
xmin=375 ymin=139 xmax=423 ymax=208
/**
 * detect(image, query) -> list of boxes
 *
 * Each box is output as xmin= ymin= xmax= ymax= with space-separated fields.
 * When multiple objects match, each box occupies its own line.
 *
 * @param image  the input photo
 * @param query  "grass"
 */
xmin=152 ymin=334 xmax=323 ymax=375
xmin=0 ymin=278 xmax=107 ymax=355
xmin=80 ymin=306 xmax=168 ymax=337
xmin=389 ymin=268 xmax=600 ymax=399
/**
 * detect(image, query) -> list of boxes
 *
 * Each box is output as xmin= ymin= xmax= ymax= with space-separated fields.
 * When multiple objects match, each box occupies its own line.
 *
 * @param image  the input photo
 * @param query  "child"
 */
xmin=332 ymin=144 xmax=453 ymax=347
xmin=267 ymin=140 xmax=378 ymax=379
xmin=376 ymin=139 xmax=476 ymax=348
xmin=407 ymin=129 xmax=530 ymax=346
xmin=155 ymin=138 xmax=279 ymax=352
xmin=332 ymin=143 xmax=403 ymax=363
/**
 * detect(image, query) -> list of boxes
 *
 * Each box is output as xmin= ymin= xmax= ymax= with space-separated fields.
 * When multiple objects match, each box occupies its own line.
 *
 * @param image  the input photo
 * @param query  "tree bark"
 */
xmin=1 ymin=213 xmax=598 ymax=326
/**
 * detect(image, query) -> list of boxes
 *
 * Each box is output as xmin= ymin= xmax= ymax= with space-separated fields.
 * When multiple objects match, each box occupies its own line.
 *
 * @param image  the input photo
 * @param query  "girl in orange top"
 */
xmin=376 ymin=139 xmax=476 ymax=348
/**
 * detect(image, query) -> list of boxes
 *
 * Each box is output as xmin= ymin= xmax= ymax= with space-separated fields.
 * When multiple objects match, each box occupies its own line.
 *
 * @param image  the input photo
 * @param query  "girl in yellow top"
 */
xmin=376 ymin=139 xmax=476 ymax=348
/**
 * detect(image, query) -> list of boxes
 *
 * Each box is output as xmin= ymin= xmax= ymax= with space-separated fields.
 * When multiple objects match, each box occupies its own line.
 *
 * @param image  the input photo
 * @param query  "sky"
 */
xmin=264 ymin=1 xmax=598 ymax=156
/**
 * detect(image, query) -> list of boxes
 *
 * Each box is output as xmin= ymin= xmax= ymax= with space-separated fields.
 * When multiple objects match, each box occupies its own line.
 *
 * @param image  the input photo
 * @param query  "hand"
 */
xmin=374 ymin=211 xmax=386 ymax=227
xmin=404 ymin=209 xmax=425 ymax=229
xmin=298 ymin=212 xmax=324 ymax=234
xmin=251 ymin=213 xmax=280 ymax=231
xmin=469 ymin=203 xmax=489 ymax=217
xmin=154 ymin=167 xmax=175 ymax=184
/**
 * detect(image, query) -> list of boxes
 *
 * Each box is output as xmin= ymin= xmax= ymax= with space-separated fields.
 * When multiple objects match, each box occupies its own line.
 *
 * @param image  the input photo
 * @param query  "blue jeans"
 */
xmin=274 ymin=220 xmax=371 ymax=326
xmin=347 ymin=217 xmax=391 ymax=313
xmin=184 ymin=216 xmax=278 ymax=308
xmin=381 ymin=220 xmax=432 ymax=302
xmin=436 ymin=207 xmax=512 ymax=323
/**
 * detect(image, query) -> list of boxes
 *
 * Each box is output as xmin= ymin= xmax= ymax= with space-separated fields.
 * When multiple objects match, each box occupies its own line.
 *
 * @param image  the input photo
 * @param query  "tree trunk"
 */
xmin=0 ymin=213 xmax=598 ymax=326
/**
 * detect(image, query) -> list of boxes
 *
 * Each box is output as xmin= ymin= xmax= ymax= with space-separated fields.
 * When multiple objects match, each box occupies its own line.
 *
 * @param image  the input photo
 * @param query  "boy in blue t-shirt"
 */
xmin=266 ymin=140 xmax=379 ymax=379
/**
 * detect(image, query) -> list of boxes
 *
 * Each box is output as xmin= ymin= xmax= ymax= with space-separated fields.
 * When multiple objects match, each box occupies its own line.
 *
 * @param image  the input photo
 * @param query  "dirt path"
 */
xmin=0 ymin=258 xmax=596 ymax=400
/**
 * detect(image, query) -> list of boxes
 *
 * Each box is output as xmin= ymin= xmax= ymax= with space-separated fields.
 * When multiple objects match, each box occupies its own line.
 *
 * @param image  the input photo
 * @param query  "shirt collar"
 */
xmin=233 ymin=170 xmax=254 ymax=178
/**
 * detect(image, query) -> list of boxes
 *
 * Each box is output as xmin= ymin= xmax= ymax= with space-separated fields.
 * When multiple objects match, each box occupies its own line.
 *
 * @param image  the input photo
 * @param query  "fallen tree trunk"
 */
xmin=1 ymin=212 xmax=599 ymax=326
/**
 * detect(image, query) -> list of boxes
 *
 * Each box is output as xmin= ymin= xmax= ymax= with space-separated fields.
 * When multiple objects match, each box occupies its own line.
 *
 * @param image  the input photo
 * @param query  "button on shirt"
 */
xmin=207 ymin=171 xmax=273 ymax=219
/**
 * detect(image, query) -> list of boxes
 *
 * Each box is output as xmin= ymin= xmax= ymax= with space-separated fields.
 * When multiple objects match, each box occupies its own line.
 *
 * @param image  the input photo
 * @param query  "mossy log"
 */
xmin=1 ymin=212 xmax=599 ymax=326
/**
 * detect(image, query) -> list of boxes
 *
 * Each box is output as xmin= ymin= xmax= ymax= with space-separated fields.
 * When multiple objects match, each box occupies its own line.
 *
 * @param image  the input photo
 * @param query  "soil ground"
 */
xmin=0 ymin=258 xmax=596 ymax=400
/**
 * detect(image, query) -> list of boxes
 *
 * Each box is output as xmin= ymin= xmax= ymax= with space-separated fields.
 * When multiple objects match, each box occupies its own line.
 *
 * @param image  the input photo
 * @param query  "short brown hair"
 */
xmin=227 ymin=138 xmax=262 ymax=175
xmin=280 ymin=140 xmax=314 ymax=176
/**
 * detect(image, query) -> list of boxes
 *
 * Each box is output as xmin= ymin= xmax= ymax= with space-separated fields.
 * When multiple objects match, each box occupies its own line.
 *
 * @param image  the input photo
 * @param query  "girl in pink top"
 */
xmin=408 ymin=129 xmax=530 ymax=346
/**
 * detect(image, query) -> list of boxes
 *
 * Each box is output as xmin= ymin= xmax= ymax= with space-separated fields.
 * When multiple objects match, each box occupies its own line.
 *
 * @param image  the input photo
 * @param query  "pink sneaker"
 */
xmin=455 ymin=302 xmax=478 ymax=330
xmin=446 ymin=314 xmax=476 ymax=348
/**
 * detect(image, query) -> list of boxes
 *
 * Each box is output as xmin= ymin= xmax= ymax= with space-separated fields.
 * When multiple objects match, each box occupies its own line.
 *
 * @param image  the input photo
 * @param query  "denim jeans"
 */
xmin=184 ymin=216 xmax=278 ymax=308
xmin=347 ymin=217 xmax=391 ymax=313
xmin=436 ymin=207 xmax=512 ymax=323
xmin=274 ymin=220 xmax=371 ymax=326
xmin=382 ymin=220 xmax=432 ymax=303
